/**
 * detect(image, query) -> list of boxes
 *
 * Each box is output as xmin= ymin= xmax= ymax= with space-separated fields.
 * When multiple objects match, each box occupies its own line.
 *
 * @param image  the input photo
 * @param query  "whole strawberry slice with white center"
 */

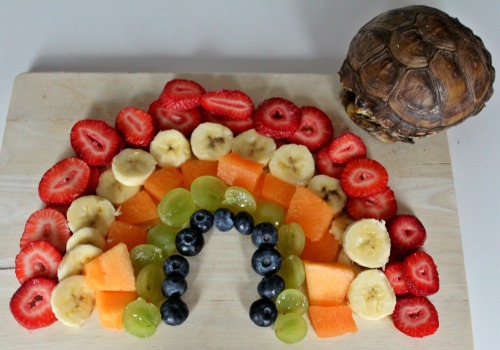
xmin=10 ymin=277 xmax=58 ymax=330
xmin=38 ymin=157 xmax=90 ymax=205
xmin=20 ymin=208 xmax=70 ymax=253
xmin=286 ymin=106 xmax=333 ymax=152
xmin=384 ymin=261 xmax=409 ymax=295
xmin=159 ymin=78 xmax=206 ymax=111
xmin=201 ymin=89 xmax=254 ymax=120
xmin=115 ymin=106 xmax=157 ymax=149
xmin=15 ymin=240 xmax=62 ymax=284
xmin=403 ymin=251 xmax=439 ymax=296
xmin=346 ymin=186 xmax=397 ymax=221
xmin=386 ymin=215 xmax=427 ymax=258
xmin=254 ymin=97 xmax=302 ymax=139
xmin=148 ymin=100 xmax=202 ymax=135
xmin=328 ymin=132 xmax=367 ymax=164
xmin=315 ymin=142 xmax=345 ymax=179
xmin=70 ymin=119 xmax=123 ymax=166
xmin=392 ymin=296 xmax=439 ymax=338
xmin=340 ymin=158 xmax=389 ymax=198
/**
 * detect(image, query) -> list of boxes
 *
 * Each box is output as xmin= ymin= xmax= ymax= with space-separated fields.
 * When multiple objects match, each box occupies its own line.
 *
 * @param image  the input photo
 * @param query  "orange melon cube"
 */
xmin=95 ymin=290 xmax=139 ymax=330
xmin=143 ymin=167 xmax=184 ymax=202
xmin=83 ymin=243 xmax=136 ymax=292
xmin=117 ymin=191 xmax=159 ymax=225
xmin=309 ymin=305 xmax=358 ymax=338
xmin=260 ymin=173 xmax=297 ymax=209
xmin=217 ymin=153 xmax=264 ymax=194
xmin=286 ymin=186 xmax=335 ymax=242
xmin=300 ymin=231 xmax=340 ymax=263
xmin=181 ymin=159 xmax=219 ymax=189
xmin=304 ymin=261 xmax=355 ymax=306
xmin=105 ymin=221 xmax=148 ymax=251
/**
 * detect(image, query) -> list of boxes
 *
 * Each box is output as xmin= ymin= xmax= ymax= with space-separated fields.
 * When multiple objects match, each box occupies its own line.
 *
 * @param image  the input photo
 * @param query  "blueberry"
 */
xmin=249 ymin=298 xmax=278 ymax=327
xmin=251 ymin=244 xmax=282 ymax=277
xmin=176 ymin=228 xmax=205 ymax=256
xmin=213 ymin=208 xmax=235 ymax=232
xmin=190 ymin=209 xmax=214 ymax=233
xmin=161 ymin=272 xmax=188 ymax=298
xmin=163 ymin=254 xmax=190 ymax=277
xmin=160 ymin=297 xmax=189 ymax=326
xmin=251 ymin=222 xmax=278 ymax=247
xmin=234 ymin=211 xmax=254 ymax=235
xmin=257 ymin=275 xmax=285 ymax=299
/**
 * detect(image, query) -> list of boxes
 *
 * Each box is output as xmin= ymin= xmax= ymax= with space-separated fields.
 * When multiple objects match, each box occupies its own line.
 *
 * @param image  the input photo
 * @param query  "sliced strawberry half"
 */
xmin=20 ymin=208 xmax=70 ymax=253
xmin=392 ymin=296 xmax=439 ymax=338
xmin=346 ymin=186 xmax=397 ymax=221
xmin=38 ymin=157 xmax=90 ymax=205
xmin=10 ymin=277 xmax=58 ymax=330
xmin=200 ymin=89 xmax=254 ymax=120
xmin=115 ymin=107 xmax=157 ymax=149
xmin=148 ymin=100 xmax=202 ymax=136
xmin=15 ymin=241 xmax=62 ymax=284
xmin=286 ymin=106 xmax=333 ymax=152
xmin=328 ymin=132 xmax=367 ymax=164
xmin=340 ymin=158 xmax=389 ymax=198
xmin=254 ymin=97 xmax=302 ymax=139
xmin=203 ymin=111 xmax=254 ymax=135
xmin=403 ymin=251 xmax=439 ymax=296
xmin=84 ymin=166 xmax=101 ymax=195
xmin=159 ymin=79 xmax=205 ymax=111
xmin=70 ymin=119 xmax=123 ymax=166
xmin=316 ymin=142 xmax=345 ymax=179
xmin=384 ymin=261 xmax=409 ymax=295
xmin=387 ymin=215 xmax=427 ymax=258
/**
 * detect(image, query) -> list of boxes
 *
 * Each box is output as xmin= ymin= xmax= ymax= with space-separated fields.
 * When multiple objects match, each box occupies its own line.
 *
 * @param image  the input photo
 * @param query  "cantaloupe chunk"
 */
xmin=117 ymin=191 xmax=159 ymax=225
xmin=83 ymin=243 xmax=136 ymax=291
xmin=285 ymin=186 xmax=335 ymax=242
xmin=309 ymin=305 xmax=358 ymax=338
xmin=105 ymin=221 xmax=148 ymax=251
xmin=300 ymin=231 xmax=340 ymax=263
xmin=143 ymin=166 xmax=184 ymax=202
xmin=304 ymin=261 xmax=355 ymax=306
xmin=95 ymin=290 xmax=138 ymax=330
xmin=181 ymin=159 xmax=219 ymax=189
xmin=217 ymin=153 xmax=264 ymax=195
xmin=260 ymin=173 xmax=297 ymax=209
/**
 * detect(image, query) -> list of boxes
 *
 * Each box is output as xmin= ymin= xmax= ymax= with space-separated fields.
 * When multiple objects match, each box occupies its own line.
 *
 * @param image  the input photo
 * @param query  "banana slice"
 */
xmin=337 ymin=248 xmax=364 ymax=275
xmin=66 ymin=227 xmax=106 ymax=251
xmin=111 ymin=148 xmax=156 ymax=187
xmin=95 ymin=168 xmax=141 ymax=205
xmin=329 ymin=212 xmax=354 ymax=241
xmin=66 ymin=195 xmax=116 ymax=236
xmin=307 ymin=175 xmax=347 ymax=215
xmin=268 ymin=144 xmax=315 ymax=186
xmin=231 ymin=129 xmax=276 ymax=165
xmin=149 ymin=129 xmax=192 ymax=167
xmin=57 ymin=244 xmax=103 ymax=280
xmin=342 ymin=218 xmax=390 ymax=268
xmin=190 ymin=122 xmax=234 ymax=160
xmin=347 ymin=269 xmax=396 ymax=320
xmin=50 ymin=274 xmax=96 ymax=327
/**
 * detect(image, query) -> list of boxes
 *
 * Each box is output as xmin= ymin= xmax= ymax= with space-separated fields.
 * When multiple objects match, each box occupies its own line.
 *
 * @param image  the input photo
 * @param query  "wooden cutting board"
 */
xmin=0 ymin=73 xmax=473 ymax=349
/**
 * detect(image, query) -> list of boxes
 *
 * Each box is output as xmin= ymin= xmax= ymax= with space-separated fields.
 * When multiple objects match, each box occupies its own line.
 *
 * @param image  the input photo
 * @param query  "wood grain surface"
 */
xmin=0 ymin=73 xmax=473 ymax=349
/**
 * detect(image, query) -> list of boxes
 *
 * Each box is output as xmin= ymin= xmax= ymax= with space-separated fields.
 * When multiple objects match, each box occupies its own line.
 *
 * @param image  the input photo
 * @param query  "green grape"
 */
xmin=158 ymin=187 xmax=196 ymax=228
xmin=223 ymin=186 xmax=257 ymax=213
xmin=190 ymin=175 xmax=228 ymax=212
xmin=274 ymin=313 xmax=308 ymax=344
xmin=130 ymin=244 xmax=164 ymax=275
xmin=147 ymin=223 xmax=178 ymax=257
xmin=276 ymin=222 xmax=306 ymax=257
xmin=123 ymin=298 xmax=161 ymax=338
xmin=136 ymin=264 xmax=166 ymax=307
xmin=253 ymin=200 xmax=286 ymax=228
xmin=279 ymin=255 xmax=306 ymax=289
xmin=275 ymin=289 xmax=308 ymax=315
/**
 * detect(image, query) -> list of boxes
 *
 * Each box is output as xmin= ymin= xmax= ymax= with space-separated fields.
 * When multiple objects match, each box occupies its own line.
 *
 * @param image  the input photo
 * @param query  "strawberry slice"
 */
xmin=403 ymin=251 xmax=439 ymax=296
xmin=392 ymin=296 xmax=439 ymax=338
xmin=254 ymin=97 xmax=302 ymax=139
xmin=387 ymin=215 xmax=427 ymax=258
xmin=10 ymin=277 xmax=58 ymax=330
xmin=200 ymin=89 xmax=254 ymax=120
xmin=346 ymin=186 xmax=397 ymax=221
xmin=38 ymin=157 xmax=90 ymax=205
xmin=148 ymin=100 xmax=202 ymax=136
xmin=159 ymin=79 xmax=206 ymax=111
xmin=384 ymin=261 xmax=409 ymax=295
xmin=15 ymin=241 xmax=62 ymax=284
xmin=84 ymin=166 xmax=101 ymax=195
xmin=20 ymin=208 xmax=70 ymax=253
xmin=70 ymin=119 xmax=123 ymax=166
xmin=115 ymin=107 xmax=157 ymax=149
xmin=203 ymin=111 xmax=254 ymax=135
xmin=340 ymin=158 xmax=389 ymax=198
xmin=286 ymin=106 xmax=333 ymax=152
xmin=316 ymin=142 xmax=345 ymax=179
xmin=328 ymin=132 xmax=367 ymax=164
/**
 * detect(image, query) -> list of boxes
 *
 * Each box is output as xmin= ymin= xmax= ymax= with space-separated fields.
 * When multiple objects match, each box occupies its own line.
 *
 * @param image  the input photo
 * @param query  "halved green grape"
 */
xmin=279 ymin=255 xmax=306 ymax=289
xmin=122 ymin=298 xmax=161 ymax=338
xmin=276 ymin=222 xmax=306 ymax=257
xmin=130 ymin=244 xmax=164 ymax=275
xmin=158 ymin=187 xmax=196 ymax=228
xmin=223 ymin=186 xmax=257 ymax=213
xmin=136 ymin=264 xmax=166 ymax=307
xmin=253 ymin=200 xmax=286 ymax=228
xmin=147 ymin=223 xmax=178 ymax=257
xmin=274 ymin=312 xmax=308 ymax=344
xmin=275 ymin=289 xmax=308 ymax=315
xmin=190 ymin=175 xmax=228 ymax=212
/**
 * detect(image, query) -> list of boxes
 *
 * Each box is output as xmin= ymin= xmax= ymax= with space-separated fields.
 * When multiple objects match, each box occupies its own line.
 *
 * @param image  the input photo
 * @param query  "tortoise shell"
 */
xmin=339 ymin=5 xmax=495 ymax=143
